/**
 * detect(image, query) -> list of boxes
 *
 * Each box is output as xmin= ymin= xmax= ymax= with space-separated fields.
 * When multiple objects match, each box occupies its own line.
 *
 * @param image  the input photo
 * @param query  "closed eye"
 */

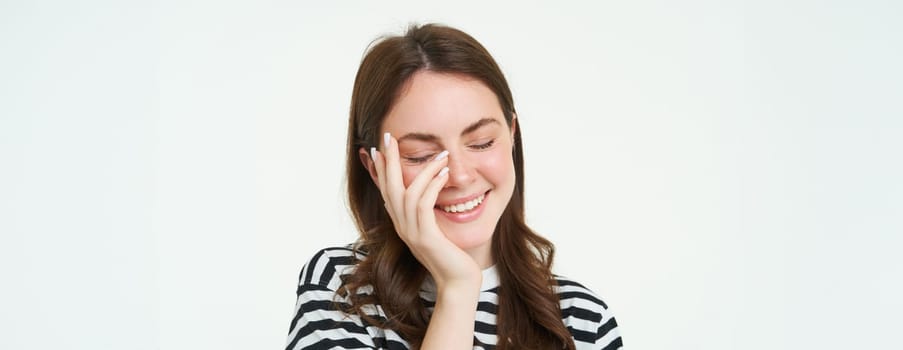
xmin=470 ymin=139 xmax=495 ymax=150
xmin=404 ymin=154 xmax=434 ymax=164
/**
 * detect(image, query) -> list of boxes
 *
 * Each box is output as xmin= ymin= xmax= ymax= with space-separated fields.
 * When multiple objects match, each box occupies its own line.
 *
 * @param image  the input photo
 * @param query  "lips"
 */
xmin=434 ymin=190 xmax=490 ymax=223
xmin=439 ymin=193 xmax=485 ymax=213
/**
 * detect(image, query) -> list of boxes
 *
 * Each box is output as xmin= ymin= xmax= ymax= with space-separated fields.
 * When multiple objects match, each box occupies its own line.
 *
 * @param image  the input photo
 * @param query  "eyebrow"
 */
xmin=397 ymin=117 xmax=501 ymax=143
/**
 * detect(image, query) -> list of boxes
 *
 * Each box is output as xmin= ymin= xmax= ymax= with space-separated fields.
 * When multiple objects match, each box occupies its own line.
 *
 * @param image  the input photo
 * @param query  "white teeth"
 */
xmin=441 ymin=194 xmax=485 ymax=213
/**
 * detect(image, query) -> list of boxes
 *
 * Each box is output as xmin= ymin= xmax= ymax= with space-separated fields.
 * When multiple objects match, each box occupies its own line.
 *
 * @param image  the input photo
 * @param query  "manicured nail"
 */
xmin=384 ymin=132 xmax=390 ymax=147
xmin=433 ymin=150 xmax=449 ymax=162
xmin=370 ymin=147 xmax=376 ymax=160
xmin=437 ymin=167 xmax=449 ymax=177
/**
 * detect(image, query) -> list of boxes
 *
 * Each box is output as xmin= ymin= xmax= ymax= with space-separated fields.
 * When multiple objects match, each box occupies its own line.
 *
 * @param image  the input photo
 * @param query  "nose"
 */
xmin=444 ymin=151 xmax=476 ymax=188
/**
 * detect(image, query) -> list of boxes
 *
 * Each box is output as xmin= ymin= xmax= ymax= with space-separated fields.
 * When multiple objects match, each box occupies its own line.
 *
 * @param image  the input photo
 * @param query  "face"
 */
xmin=377 ymin=71 xmax=516 ymax=265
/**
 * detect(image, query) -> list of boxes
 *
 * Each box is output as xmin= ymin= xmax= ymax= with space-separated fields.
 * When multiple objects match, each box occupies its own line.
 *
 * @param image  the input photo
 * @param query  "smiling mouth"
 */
xmin=437 ymin=191 xmax=487 ymax=213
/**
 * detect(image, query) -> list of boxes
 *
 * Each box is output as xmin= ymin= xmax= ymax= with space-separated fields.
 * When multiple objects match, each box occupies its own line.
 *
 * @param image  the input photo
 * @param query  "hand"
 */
xmin=370 ymin=132 xmax=483 ymax=291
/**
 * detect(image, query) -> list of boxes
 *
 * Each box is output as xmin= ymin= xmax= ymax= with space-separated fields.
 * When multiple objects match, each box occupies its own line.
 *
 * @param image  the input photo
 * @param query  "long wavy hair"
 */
xmin=339 ymin=23 xmax=575 ymax=350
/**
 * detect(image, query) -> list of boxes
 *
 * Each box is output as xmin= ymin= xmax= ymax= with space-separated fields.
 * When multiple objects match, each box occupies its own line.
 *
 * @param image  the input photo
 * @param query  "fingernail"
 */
xmin=438 ymin=167 xmax=449 ymax=177
xmin=370 ymin=147 xmax=376 ymax=160
xmin=433 ymin=150 xmax=449 ymax=162
xmin=384 ymin=132 xmax=390 ymax=147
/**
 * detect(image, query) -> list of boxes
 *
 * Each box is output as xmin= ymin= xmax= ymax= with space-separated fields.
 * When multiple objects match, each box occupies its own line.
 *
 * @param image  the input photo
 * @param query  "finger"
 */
xmin=371 ymin=147 xmax=404 ymax=233
xmin=369 ymin=147 xmax=389 ymax=208
xmin=403 ymin=150 xmax=449 ymax=223
xmin=418 ymin=165 xmax=450 ymax=228
xmin=382 ymin=132 xmax=406 ymax=216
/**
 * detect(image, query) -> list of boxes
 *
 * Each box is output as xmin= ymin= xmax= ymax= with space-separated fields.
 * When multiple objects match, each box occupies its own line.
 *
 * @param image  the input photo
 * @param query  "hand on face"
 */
xmin=370 ymin=132 xmax=483 ymax=291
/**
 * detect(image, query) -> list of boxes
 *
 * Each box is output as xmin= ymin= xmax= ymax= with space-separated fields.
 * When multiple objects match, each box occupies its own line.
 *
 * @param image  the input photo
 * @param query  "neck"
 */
xmin=465 ymin=244 xmax=494 ymax=269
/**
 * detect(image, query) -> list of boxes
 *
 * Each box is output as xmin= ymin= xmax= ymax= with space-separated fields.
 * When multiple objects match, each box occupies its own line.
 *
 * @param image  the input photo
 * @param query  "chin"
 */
xmin=442 ymin=226 xmax=494 ymax=251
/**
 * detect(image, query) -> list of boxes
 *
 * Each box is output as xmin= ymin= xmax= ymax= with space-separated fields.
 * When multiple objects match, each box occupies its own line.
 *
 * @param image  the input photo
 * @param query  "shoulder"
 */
xmin=287 ymin=246 xmax=385 ymax=349
xmin=554 ymin=275 xmax=623 ymax=349
xmin=296 ymin=245 xmax=365 ymax=291
xmin=554 ymin=275 xmax=612 ymax=311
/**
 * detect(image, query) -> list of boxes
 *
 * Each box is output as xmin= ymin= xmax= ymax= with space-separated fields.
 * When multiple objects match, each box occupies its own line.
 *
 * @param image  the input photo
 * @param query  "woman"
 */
xmin=286 ymin=23 xmax=622 ymax=350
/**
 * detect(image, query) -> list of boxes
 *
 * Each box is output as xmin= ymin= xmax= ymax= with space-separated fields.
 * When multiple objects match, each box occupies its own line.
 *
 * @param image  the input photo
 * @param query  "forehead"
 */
xmin=381 ymin=71 xmax=504 ymax=135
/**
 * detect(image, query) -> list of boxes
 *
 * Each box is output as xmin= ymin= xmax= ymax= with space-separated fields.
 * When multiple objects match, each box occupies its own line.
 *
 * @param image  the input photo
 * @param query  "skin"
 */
xmin=357 ymin=71 xmax=517 ymax=349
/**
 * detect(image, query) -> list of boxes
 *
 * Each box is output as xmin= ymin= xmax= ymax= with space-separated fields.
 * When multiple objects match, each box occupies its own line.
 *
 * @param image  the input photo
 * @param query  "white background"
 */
xmin=1 ymin=0 xmax=901 ymax=349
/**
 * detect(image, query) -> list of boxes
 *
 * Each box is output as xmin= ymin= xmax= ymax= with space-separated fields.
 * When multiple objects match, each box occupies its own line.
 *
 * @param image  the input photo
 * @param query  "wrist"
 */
xmin=435 ymin=277 xmax=482 ymax=303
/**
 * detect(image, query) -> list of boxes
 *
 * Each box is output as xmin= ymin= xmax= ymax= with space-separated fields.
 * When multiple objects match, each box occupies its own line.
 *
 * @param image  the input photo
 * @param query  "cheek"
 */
xmin=479 ymin=148 xmax=516 ymax=183
xmin=401 ymin=166 xmax=422 ymax=188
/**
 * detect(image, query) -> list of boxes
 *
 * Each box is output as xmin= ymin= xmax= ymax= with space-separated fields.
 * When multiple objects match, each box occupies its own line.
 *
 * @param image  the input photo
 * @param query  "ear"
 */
xmin=358 ymin=147 xmax=379 ymax=185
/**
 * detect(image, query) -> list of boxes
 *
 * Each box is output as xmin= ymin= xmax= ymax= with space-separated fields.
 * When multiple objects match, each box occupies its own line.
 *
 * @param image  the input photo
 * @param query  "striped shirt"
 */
xmin=286 ymin=246 xmax=623 ymax=350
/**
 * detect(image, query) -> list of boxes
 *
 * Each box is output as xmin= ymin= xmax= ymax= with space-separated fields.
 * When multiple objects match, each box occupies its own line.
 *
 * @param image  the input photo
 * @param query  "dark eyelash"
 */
xmin=405 ymin=155 xmax=432 ymax=164
xmin=405 ymin=140 xmax=494 ymax=163
xmin=472 ymin=139 xmax=495 ymax=150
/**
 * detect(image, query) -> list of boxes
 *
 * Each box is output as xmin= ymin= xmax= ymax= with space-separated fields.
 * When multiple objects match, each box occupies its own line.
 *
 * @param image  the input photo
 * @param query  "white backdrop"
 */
xmin=2 ymin=1 xmax=901 ymax=349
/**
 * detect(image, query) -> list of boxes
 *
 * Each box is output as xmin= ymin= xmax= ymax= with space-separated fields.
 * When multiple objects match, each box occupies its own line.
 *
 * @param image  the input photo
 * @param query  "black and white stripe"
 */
xmin=286 ymin=246 xmax=623 ymax=350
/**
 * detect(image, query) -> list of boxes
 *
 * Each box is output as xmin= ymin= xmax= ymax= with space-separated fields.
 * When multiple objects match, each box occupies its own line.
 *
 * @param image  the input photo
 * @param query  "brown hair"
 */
xmin=340 ymin=23 xmax=575 ymax=350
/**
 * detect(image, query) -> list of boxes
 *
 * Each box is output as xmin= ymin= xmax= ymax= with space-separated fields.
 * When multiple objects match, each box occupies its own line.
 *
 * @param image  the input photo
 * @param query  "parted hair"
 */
xmin=340 ymin=23 xmax=576 ymax=350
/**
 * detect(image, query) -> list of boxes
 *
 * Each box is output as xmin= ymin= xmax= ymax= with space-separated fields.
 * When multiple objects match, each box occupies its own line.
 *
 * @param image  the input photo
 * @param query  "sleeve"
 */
xmin=592 ymin=308 xmax=623 ymax=350
xmin=285 ymin=249 xmax=378 ymax=350
xmin=556 ymin=278 xmax=624 ymax=350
